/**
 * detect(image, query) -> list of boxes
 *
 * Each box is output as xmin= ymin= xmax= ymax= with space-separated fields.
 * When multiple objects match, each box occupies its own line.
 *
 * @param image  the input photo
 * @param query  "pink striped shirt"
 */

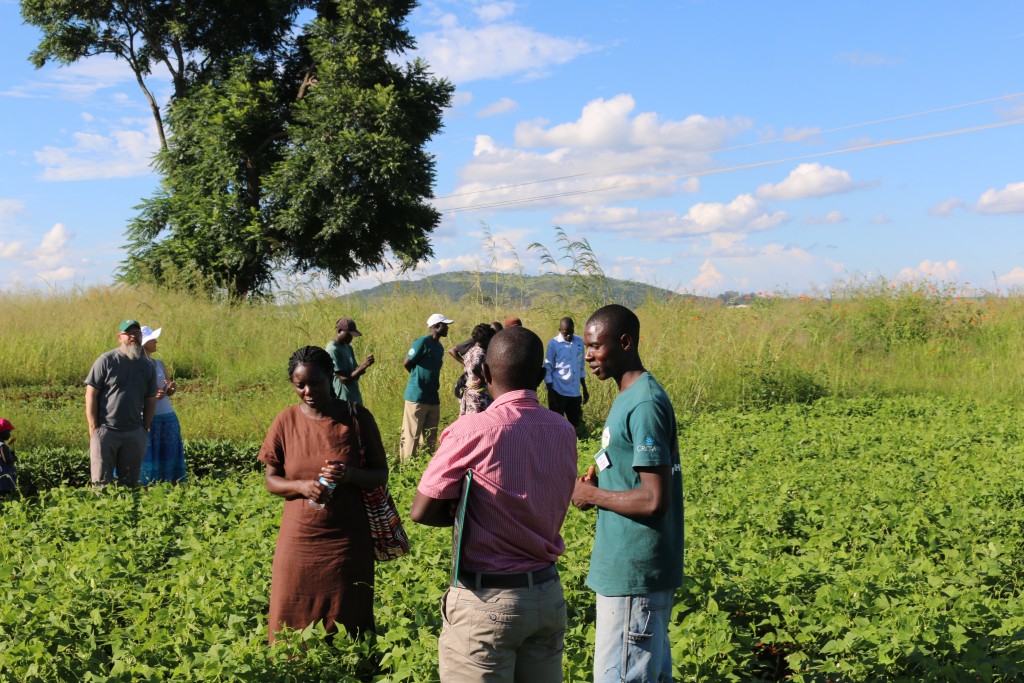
xmin=417 ymin=389 xmax=578 ymax=573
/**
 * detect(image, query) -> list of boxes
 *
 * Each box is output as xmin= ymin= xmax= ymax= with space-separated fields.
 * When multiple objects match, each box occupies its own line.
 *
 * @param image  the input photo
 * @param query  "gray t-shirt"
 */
xmin=84 ymin=349 xmax=158 ymax=431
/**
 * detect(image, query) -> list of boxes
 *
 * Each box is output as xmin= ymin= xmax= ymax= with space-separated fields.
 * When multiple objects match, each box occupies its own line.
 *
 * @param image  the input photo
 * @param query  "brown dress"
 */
xmin=258 ymin=401 xmax=387 ymax=643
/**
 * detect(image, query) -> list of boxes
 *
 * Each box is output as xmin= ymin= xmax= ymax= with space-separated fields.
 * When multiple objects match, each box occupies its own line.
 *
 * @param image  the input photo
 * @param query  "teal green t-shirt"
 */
xmin=586 ymin=372 xmax=684 ymax=596
xmin=404 ymin=335 xmax=444 ymax=405
xmin=325 ymin=339 xmax=362 ymax=405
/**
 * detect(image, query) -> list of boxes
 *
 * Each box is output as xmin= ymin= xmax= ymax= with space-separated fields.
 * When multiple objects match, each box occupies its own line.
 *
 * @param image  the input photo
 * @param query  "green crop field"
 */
xmin=2 ymin=283 xmax=1024 ymax=681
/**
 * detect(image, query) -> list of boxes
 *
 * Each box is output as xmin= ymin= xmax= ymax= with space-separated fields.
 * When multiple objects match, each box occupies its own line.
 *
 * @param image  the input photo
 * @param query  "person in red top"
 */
xmin=412 ymin=326 xmax=578 ymax=683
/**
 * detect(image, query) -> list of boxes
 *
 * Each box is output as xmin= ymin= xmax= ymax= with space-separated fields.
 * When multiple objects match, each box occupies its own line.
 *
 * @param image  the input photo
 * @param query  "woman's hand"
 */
xmin=156 ymin=380 xmax=176 ymax=399
xmin=319 ymin=460 xmax=351 ymax=485
xmin=297 ymin=478 xmax=330 ymax=503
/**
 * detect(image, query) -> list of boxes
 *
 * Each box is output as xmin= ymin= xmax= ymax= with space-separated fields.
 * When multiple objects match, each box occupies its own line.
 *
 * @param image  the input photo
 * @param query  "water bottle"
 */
xmin=308 ymin=476 xmax=336 ymax=509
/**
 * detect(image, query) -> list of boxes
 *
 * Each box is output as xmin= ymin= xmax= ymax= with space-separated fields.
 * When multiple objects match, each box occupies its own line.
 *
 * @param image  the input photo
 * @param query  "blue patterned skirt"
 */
xmin=141 ymin=413 xmax=186 ymax=484
xmin=0 ymin=458 xmax=14 ymax=492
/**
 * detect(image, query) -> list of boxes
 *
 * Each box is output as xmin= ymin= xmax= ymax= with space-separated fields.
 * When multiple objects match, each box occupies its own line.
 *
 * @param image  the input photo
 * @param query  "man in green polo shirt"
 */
xmin=400 ymin=313 xmax=452 ymax=462
xmin=572 ymin=304 xmax=683 ymax=683
xmin=325 ymin=317 xmax=374 ymax=405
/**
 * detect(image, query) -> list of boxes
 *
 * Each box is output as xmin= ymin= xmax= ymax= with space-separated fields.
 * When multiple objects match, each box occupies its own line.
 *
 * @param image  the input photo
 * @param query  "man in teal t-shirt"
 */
xmin=400 ymin=313 xmax=452 ymax=462
xmin=325 ymin=317 xmax=374 ymax=405
xmin=572 ymin=304 xmax=683 ymax=683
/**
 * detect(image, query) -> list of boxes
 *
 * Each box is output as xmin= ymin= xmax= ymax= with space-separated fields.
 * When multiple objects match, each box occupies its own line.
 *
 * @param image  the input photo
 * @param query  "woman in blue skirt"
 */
xmin=0 ymin=417 xmax=16 ymax=494
xmin=140 ymin=326 xmax=186 ymax=484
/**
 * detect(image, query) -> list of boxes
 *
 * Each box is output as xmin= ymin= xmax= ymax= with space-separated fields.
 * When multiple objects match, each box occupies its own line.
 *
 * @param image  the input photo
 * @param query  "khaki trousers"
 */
xmin=399 ymin=401 xmax=440 ymax=462
xmin=438 ymin=578 xmax=566 ymax=683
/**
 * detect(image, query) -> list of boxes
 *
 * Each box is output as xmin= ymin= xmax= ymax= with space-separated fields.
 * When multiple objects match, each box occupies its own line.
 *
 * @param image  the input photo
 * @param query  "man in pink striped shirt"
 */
xmin=412 ymin=326 xmax=578 ymax=683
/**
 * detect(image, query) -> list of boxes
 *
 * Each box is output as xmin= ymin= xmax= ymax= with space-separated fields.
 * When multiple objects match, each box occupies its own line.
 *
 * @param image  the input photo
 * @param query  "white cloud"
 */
xmin=1 ymin=55 xmax=138 ymax=100
xmin=895 ymin=259 xmax=962 ymax=282
xmin=450 ymin=91 xmax=474 ymax=107
xmin=445 ymin=138 xmax=700 ymax=212
xmin=871 ymin=213 xmax=891 ymax=224
xmin=805 ymin=210 xmax=847 ymax=225
xmin=30 ymin=223 xmax=72 ymax=268
xmin=0 ymin=199 xmax=25 ymax=227
xmin=478 ymin=97 xmax=518 ymax=117
xmin=554 ymin=193 xmax=788 ymax=239
xmin=417 ymin=19 xmax=592 ymax=82
xmin=688 ymin=260 xmax=725 ymax=294
xmin=36 ymin=266 xmax=76 ymax=283
xmin=757 ymin=163 xmax=858 ymax=200
xmin=759 ymin=125 xmax=824 ymax=145
xmin=837 ymin=51 xmax=902 ymax=68
xmin=516 ymin=94 xmax=749 ymax=151
xmin=0 ymin=241 xmax=24 ymax=259
xmin=473 ymin=2 xmax=516 ymax=22
xmin=442 ymin=98 xmax=744 ymax=213
xmin=998 ymin=267 xmax=1024 ymax=287
xmin=997 ymin=97 xmax=1024 ymax=120
xmin=974 ymin=181 xmax=1024 ymax=214
xmin=678 ymin=236 xmax=844 ymax=295
xmin=34 ymin=117 xmax=160 ymax=181
xmin=928 ymin=198 xmax=963 ymax=216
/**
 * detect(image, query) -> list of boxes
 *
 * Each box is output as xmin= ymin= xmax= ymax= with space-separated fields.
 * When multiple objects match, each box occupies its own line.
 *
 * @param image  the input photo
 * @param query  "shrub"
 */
xmin=11 ymin=439 xmax=261 ymax=496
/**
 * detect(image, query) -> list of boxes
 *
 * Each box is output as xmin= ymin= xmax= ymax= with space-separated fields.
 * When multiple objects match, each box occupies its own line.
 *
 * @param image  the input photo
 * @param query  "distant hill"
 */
xmin=343 ymin=271 xmax=686 ymax=309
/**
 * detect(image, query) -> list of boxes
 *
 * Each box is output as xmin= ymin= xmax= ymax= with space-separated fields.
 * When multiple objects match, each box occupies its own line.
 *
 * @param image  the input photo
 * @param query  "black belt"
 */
xmin=458 ymin=564 xmax=558 ymax=589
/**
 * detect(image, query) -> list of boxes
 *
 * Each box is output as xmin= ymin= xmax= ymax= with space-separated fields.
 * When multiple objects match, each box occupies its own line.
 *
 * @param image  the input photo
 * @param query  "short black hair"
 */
xmin=586 ymin=304 xmax=640 ymax=341
xmin=486 ymin=326 xmax=544 ymax=390
xmin=288 ymin=345 xmax=334 ymax=382
xmin=471 ymin=323 xmax=495 ymax=346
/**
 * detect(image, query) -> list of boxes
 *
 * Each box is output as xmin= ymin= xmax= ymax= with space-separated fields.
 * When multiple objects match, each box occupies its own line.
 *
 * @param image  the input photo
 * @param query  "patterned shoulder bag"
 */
xmin=349 ymin=402 xmax=411 ymax=562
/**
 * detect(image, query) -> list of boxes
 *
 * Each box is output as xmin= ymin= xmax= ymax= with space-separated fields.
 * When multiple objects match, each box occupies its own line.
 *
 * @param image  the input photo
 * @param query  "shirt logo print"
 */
xmin=637 ymin=435 xmax=660 ymax=452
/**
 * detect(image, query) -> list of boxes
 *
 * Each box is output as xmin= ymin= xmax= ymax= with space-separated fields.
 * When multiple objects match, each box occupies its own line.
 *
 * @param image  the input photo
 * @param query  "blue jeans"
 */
xmin=594 ymin=590 xmax=674 ymax=683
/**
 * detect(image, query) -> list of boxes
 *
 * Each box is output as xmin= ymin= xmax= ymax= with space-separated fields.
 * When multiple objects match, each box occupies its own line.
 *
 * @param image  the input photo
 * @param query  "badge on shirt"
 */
xmin=595 ymin=448 xmax=611 ymax=472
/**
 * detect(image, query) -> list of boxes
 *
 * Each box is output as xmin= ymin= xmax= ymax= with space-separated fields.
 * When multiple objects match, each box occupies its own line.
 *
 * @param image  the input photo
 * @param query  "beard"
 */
xmin=121 ymin=343 xmax=143 ymax=360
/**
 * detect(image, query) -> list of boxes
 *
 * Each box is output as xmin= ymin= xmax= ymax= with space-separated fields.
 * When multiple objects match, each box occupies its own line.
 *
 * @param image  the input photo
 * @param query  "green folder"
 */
xmin=450 ymin=469 xmax=473 ymax=587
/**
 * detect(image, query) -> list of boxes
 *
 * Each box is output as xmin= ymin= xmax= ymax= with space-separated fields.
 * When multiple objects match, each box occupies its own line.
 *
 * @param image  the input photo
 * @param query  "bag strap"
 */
xmin=347 ymin=401 xmax=366 ymax=467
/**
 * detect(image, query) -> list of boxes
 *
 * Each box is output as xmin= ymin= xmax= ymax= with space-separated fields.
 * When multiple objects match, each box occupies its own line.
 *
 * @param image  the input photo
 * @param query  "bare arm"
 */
xmin=447 ymin=346 xmax=465 ymax=365
xmin=264 ymin=462 xmax=328 ymax=502
xmin=572 ymin=466 xmax=671 ymax=518
xmin=403 ymin=357 xmax=415 ymax=373
xmin=143 ymin=395 xmax=157 ymax=431
xmin=85 ymin=385 xmax=100 ymax=436
xmin=336 ymin=354 xmax=375 ymax=384
xmin=410 ymin=490 xmax=457 ymax=527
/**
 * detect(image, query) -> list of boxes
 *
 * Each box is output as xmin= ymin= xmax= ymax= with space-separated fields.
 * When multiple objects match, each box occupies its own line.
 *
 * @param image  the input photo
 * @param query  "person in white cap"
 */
xmin=139 ymin=325 xmax=186 ymax=483
xmin=399 ymin=313 xmax=452 ymax=462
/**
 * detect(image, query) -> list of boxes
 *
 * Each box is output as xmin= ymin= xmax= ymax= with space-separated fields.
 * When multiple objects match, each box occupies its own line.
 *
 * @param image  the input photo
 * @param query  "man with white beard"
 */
xmin=84 ymin=320 xmax=158 ymax=487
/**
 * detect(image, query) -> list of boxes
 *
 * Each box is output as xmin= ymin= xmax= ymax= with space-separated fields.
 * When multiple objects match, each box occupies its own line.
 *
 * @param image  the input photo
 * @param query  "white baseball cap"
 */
xmin=426 ymin=313 xmax=453 ymax=327
xmin=141 ymin=326 xmax=162 ymax=345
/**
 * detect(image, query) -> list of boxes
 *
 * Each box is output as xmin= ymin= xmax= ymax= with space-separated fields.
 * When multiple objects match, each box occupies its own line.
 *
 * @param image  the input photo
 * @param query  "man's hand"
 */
xmin=363 ymin=354 xmax=375 ymax=368
xmin=572 ymin=466 xmax=597 ymax=510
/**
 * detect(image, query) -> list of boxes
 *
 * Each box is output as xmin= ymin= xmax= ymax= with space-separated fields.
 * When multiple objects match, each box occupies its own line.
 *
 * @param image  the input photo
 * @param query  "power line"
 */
xmin=438 ymin=117 xmax=1024 ymax=214
xmin=435 ymin=92 xmax=1024 ymax=204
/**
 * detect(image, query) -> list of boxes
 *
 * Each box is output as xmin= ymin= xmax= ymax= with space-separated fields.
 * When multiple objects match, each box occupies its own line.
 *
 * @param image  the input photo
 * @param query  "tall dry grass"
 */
xmin=2 ymin=280 xmax=1023 ymax=453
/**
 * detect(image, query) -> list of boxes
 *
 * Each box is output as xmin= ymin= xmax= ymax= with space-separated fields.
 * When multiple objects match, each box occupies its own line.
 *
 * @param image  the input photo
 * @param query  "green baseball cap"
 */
xmin=118 ymin=319 xmax=141 ymax=333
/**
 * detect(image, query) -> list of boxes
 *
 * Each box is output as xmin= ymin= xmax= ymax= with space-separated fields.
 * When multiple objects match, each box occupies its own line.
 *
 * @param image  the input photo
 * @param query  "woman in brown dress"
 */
xmin=258 ymin=346 xmax=389 ymax=643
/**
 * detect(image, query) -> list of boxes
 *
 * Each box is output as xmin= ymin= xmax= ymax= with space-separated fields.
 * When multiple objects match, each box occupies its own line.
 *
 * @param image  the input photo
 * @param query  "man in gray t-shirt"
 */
xmin=84 ymin=319 xmax=158 ymax=486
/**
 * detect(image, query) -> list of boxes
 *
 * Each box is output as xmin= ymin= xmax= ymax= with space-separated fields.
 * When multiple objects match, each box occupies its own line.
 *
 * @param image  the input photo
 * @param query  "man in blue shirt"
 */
xmin=544 ymin=317 xmax=589 ymax=433
xmin=400 ymin=313 xmax=452 ymax=462
xmin=572 ymin=304 xmax=683 ymax=683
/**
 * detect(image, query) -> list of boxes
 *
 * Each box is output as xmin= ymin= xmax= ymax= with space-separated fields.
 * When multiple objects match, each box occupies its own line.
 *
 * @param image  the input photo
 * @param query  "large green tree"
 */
xmin=22 ymin=0 xmax=452 ymax=298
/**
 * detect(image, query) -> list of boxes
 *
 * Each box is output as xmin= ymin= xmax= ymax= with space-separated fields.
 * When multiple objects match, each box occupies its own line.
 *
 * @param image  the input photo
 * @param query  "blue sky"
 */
xmin=1 ymin=0 xmax=1023 ymax=295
